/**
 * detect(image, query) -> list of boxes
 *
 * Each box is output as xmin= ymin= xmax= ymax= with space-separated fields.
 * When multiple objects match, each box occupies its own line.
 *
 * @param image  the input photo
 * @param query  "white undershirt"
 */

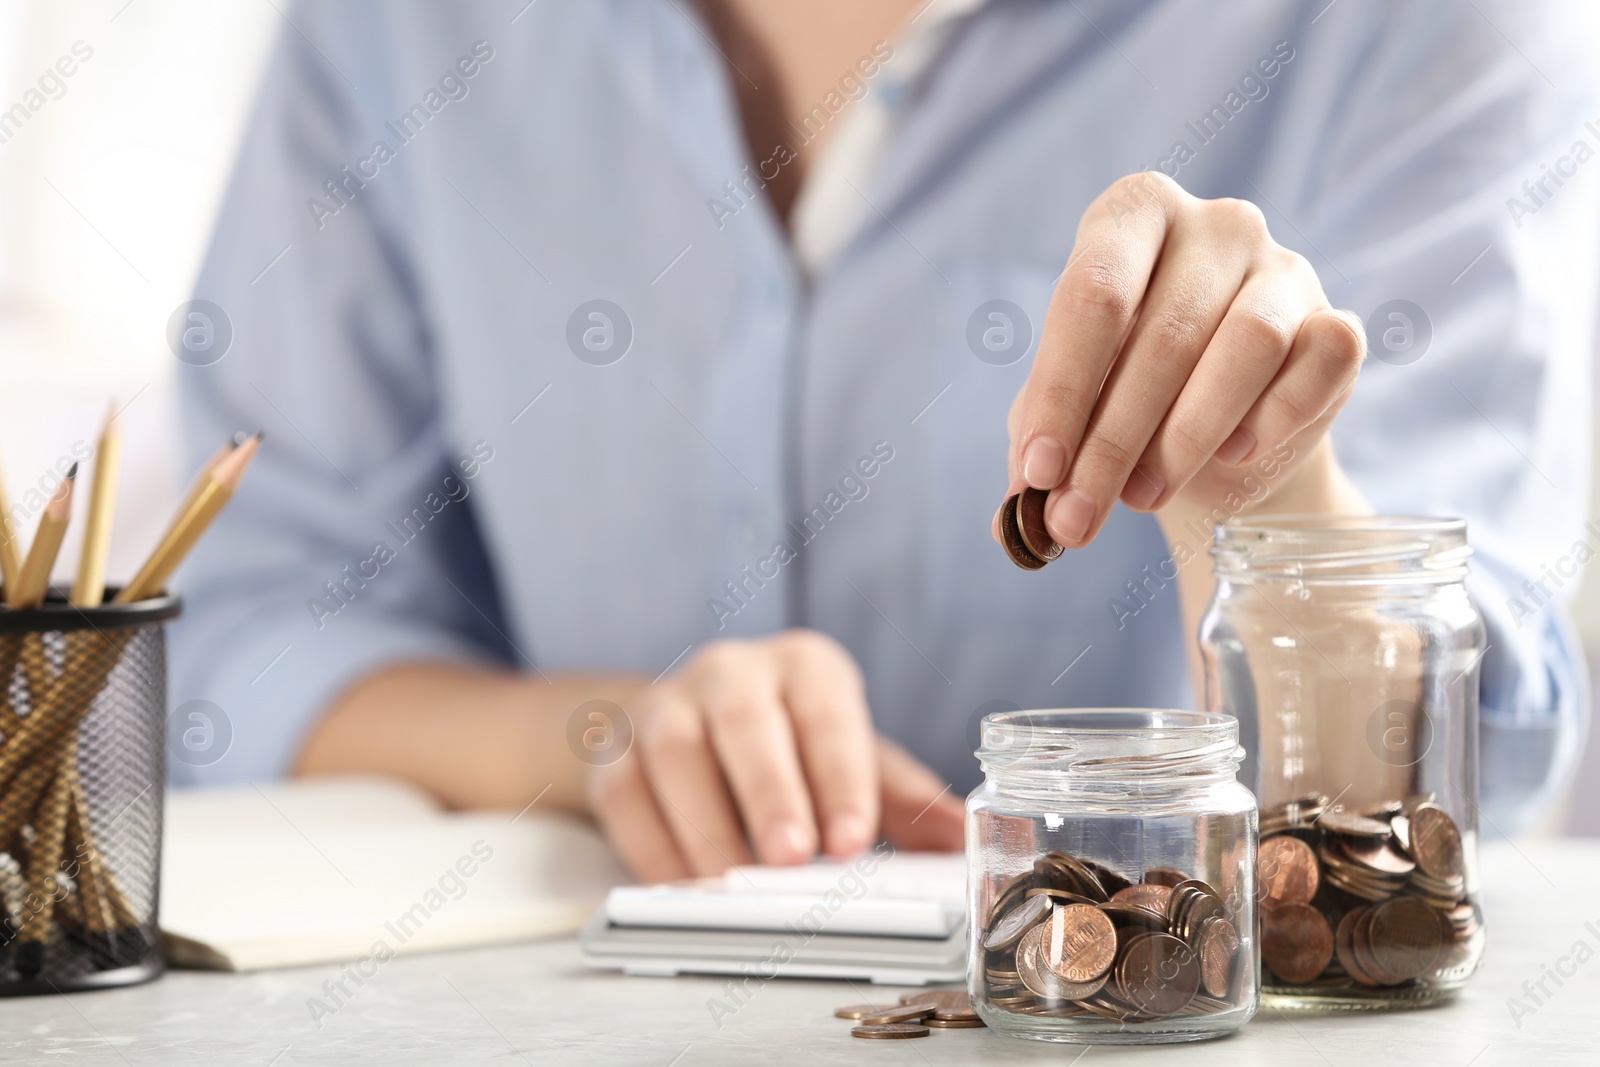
xmin=790 ymin=0 xmax=987 ymax=275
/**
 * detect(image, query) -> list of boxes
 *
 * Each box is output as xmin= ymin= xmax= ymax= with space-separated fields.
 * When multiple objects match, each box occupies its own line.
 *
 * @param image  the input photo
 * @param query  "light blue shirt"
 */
xmin=173 ymin=0 xmax=1600 ymax=833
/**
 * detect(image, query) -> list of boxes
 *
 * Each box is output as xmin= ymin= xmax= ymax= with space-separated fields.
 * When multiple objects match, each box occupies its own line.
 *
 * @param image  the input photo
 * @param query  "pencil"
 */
xmin=113 ymin=432 xmax=260 ymax=604
xmin=71 ymin=404 xmax=122 ymax=607
xmin=164 ymin=432 xmax=243 ymax=534
xmin=0 ymin=452 xmax=20 ymax=597
xmin=4 ymin=464 xmax=76 ymax=610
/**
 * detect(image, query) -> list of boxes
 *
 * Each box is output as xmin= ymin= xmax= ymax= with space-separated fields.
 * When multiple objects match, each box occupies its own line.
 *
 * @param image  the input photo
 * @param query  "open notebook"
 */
xmin=160 ymin=776 xmax=629 ymax=971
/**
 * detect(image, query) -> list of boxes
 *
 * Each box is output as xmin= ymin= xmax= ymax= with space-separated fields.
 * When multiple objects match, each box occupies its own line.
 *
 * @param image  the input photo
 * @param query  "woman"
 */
xmin=173 ymin=0 xmax=1598 ymax=878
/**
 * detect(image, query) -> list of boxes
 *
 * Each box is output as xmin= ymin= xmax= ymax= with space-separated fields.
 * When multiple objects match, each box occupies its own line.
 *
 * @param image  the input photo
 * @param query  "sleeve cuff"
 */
xmin=1469 ymin=552 xmax=1591 ymax=833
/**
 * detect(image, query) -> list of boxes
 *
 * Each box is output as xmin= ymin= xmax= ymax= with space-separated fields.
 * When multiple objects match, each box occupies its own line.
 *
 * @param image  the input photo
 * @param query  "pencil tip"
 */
xmin=66 ymin=462 xmax=78 ymax=480
xmin=253 ymin=429 xmax=266 ymax=443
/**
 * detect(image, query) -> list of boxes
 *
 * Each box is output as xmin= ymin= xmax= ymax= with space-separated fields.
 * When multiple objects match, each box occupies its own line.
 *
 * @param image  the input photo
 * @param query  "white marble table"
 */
xmin=3 ymin=839 xmax=1597 ymax=1065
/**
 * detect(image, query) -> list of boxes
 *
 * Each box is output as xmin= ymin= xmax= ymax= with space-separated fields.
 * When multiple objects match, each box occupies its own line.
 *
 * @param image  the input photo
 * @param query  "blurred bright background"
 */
xmin=1 ymin=1 xmax=1596 ymax=832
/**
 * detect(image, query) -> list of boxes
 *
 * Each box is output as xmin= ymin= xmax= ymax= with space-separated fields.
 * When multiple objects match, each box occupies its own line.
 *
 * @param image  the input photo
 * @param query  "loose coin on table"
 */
xmin=851 ymin=1023 xmax=929 ymax=1039
xmin=858 ymin=1002 xmax=941 ymax=1024
xmin=834 ymin=1003 xmax=896 ymax=1020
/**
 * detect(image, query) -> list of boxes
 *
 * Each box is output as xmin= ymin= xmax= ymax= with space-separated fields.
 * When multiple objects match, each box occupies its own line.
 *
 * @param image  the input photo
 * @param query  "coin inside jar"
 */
xmin=1368 ymin=896 xmax=1446 ymax=979
xmin=1261 ymin=902 xmax=1334 ymax=984
xmin=1042 ymin=903 xmax=1118 ymax=984
xmin=983 ymin=892 xmax=1051 ymax=951
xmin=1317 ymin=810 xmax=1393 ymax=838
xmin=1197 ymin=917 xmax=1240 ymax=999
xmin=1258 ymin=835 xmax=1320 ymax=908
xmin=1408 ymin=803 xmax=1465 ymax=881
xmin=1117 ymin=932 xmax=1201 ymax=1016
xmin=1110 ymin=882 xmax=1172 ymax=913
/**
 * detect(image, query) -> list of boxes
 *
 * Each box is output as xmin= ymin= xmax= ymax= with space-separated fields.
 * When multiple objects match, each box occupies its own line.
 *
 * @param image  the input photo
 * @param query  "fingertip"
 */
xmin=1021 ymin=436 xmax=1067 ymax=490
xmin=825 ymin=812 xmax=872 ymax=857
xmin=762 ymin=819 xmax=816 ymax=866
xmin=1046 ymin=488 xmax=1096 ymax=547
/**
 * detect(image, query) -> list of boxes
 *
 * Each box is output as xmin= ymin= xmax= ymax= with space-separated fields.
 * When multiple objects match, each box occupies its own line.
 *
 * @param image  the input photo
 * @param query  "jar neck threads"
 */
xmin=1211 ymin=515 xmax=1471 ymax=586
xmin=976 ymin=709 xmax=1245 ymax=790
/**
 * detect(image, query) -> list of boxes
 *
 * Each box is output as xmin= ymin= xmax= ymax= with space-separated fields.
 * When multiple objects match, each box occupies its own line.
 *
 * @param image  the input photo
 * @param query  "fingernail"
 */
xmin=1022 ymin=436 xmax=1068 ymax=489
xmin=827 ymin=813 xmax=870 ymax=856
xmin=1216 ymin=426 xmax=1256 ymax=465
xmin=1122 ymin=468 xmax=1164 ymax=510
xmin=1048 ymin=489 xmax=1096 ymax=545
xmin=766 ymin=820 xmax=814 ymax=864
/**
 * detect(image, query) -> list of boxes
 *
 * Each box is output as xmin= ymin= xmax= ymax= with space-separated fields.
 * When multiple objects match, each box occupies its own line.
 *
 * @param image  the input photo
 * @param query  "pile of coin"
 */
xmin=977 ymin=849 xmax=1244 ymax=1024
xmin=834 ymin=989 xmax=984 ymax=1039
xmin=999 ymin=488 xmax=1062 ymax=570
xmin=1257 ymin=792 xmax=1480 ymax=991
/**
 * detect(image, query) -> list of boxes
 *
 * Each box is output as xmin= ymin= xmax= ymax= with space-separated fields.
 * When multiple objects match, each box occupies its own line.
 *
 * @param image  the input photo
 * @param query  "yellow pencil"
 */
xmin=113 ymin=433 xmax=260 ymax=604
xmin=71 ymin=403 xmax=122 ymax=607
xmin=5 ymin=465 xmax=76 ymax=610
xmin=168 ymin=433 xmax=242 ymax=527
xmin=0 ymin=451 xmax=21 ymax=596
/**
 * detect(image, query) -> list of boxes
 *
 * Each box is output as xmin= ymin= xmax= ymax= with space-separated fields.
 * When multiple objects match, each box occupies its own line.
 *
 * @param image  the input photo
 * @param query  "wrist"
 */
xmin=1155 ymin=437 xmax=1371 ymax=545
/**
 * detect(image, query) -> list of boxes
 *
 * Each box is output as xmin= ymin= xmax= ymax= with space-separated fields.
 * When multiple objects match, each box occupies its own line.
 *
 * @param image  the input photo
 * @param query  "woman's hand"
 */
xmin=587 ymin=630 xmax=964 ymax=882
xmin=999 ymin=172 xmax=1367 ymax=546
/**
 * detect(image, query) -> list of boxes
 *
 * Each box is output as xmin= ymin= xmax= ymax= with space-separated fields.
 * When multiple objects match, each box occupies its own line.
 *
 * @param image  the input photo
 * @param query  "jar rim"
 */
xmin=1211 ymin=514 xmax=1471 ymax=584
xmin=976 ymin=708 xmax=1243 ymax=780
xmin=1218 ymin=514 xmax=1465 ymax=538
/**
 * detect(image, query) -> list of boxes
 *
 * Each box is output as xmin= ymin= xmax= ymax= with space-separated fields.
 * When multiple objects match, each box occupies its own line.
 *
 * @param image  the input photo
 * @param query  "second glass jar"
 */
xmin=1202 ymin=516 xmax=1485 ymax=1010
xmin=967 ymin=709 xmax=1258 ymax=1044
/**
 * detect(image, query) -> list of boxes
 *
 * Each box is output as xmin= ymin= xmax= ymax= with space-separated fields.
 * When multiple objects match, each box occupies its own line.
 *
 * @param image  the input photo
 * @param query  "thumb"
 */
xmin=877 ymin=736 xmax=964 ymax=852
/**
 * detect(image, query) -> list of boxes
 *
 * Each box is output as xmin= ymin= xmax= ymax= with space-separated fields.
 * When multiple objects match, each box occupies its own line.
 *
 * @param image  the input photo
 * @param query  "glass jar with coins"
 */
xmin=1201 ymin=517 xmax=1485 ymax=1009
xmin=967 ymin=709 xmax=1258 ymax=1044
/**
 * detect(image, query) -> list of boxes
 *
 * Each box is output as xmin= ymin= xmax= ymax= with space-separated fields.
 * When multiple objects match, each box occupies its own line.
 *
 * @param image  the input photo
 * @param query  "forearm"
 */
xmin=1157 ymin=440 xmax=1372 ymax=699
xmin=294 ymin=661 xmax=647 ymax=814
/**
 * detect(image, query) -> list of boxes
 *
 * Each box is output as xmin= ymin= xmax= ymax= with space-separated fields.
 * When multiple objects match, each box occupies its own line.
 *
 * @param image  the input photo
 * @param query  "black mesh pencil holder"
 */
xmin=0 ymin=588 xmax=178 ymax=995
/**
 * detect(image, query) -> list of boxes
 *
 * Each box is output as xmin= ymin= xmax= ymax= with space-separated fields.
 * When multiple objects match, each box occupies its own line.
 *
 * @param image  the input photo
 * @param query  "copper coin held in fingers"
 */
xmin=1261 ymin=902 xmax=1334 ymax=984
xmin=999 ymin=493 xmax=1047 ymax=570
xmin=1015 ymin=487 xmax=1063 ymax=562
xmin=851 ymin=1023 xmax=930 ymax=1039
xmin=1259 ymin=835 xmax=1320 ymax=908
